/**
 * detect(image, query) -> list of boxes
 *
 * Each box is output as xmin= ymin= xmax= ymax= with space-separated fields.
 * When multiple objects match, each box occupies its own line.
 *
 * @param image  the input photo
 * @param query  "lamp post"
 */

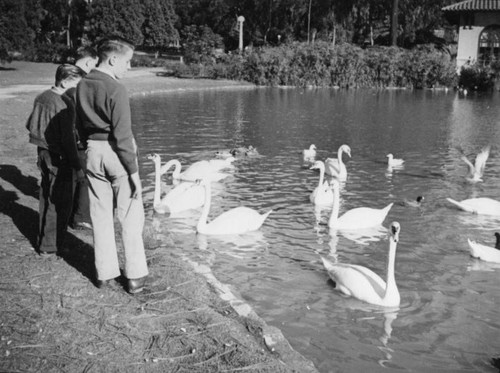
xmin=238 ymin=16 xmax=245 ymax=51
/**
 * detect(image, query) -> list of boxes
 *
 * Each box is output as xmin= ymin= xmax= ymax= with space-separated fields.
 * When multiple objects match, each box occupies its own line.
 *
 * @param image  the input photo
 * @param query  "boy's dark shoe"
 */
xmin=128 ymin=276 xmax=147 ymax=294
xmin=96 ymin=277 xmax=120 ymax=290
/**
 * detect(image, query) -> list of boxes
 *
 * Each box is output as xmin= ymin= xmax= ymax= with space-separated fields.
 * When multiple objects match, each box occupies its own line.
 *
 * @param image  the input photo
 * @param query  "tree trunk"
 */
xmin=307 ymin=0 xmax=312 ymax=43
xmin=391 ymin=0 xmax=398 ymax=46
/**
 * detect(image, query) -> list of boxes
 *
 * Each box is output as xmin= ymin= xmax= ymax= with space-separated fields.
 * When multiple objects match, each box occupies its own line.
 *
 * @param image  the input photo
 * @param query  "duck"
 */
xmin=160 ymin=158 xmax=229 ymax=182
xmin=309 ymin=161 xmax=334 ymax=205
xmin=148 ymin=154 xmax=205 ymax=214
xmin=386 ymin=153 xmax=405 ymax=167
xmin=196 ymin=179 xmax=273 ymax=235
xmin=321 ymin=221 xmax=401 ymax=307
xmin=325 ymin=144 xmax=351 ymax=180
xmin=446 ymin=197 xmax=500 ymax=216
xmin=461 ymin=145 xmax=490 ymax=182
xmin=398 ymin=196 xmax=424 ymax=208
xmin=328 ymin=179 xmax=393 ymax=230
xmin=303 ymin=144 xmax=317 ymax=161
xmin=467 ymin=233 xmax=500 ymax=263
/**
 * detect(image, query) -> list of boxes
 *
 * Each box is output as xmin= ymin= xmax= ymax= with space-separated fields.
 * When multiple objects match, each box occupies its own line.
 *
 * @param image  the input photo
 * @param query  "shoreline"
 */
xmin=0 ymin=61 xmax=318 ymax=372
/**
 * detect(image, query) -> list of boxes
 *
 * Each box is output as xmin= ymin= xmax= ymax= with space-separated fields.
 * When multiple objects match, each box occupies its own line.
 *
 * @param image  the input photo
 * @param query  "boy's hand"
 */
xmin=130 ymin=172 xmax=142 ymax=199
xmin=76 ymin=169 xmax=86 ymax=183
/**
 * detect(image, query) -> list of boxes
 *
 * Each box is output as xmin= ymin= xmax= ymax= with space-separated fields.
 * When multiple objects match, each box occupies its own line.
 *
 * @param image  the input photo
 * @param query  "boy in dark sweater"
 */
xmin=68 ymin=46 xmax=98 ymax=230
xmin=26 ymin=64 xmax=86 ymax=255
xmin=75 ymin=37 xmax=149 ymax=294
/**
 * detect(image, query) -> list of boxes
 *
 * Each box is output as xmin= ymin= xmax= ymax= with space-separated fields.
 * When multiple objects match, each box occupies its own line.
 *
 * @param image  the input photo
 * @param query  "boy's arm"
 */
xmin=60 ymin=98 xmax=82 ymax=172
xmin=110 ymin=85 xmax=138 ymax=175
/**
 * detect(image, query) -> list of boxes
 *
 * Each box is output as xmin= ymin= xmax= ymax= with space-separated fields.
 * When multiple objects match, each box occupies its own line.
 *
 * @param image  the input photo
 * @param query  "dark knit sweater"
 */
xmin=75 ymin=69 xmax=138 ymax=174
xmin=26 ymin=89 xmax=81 ymax=171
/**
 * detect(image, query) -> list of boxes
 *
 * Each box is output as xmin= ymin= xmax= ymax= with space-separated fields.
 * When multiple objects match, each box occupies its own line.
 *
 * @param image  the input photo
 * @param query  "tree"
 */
xmin=141 ymin=0 xmax=179 ymax=48
xmin=391 ymin=0 xmax=398 ymax=45
xmin=87 ymin=0 xmax=144 ymax=45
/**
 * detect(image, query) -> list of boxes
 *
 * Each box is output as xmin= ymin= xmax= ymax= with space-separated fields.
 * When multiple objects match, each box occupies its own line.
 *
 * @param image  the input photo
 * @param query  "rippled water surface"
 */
xmin=132 ymin=88 xmax=500 ymax=372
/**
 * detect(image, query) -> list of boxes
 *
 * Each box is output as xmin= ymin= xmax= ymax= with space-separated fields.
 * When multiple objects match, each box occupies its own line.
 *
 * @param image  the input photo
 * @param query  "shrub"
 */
xmin=26 ymin=43 xmax=71 ymax=63
xmin=459 ymin=64 xmax=496 ymax=91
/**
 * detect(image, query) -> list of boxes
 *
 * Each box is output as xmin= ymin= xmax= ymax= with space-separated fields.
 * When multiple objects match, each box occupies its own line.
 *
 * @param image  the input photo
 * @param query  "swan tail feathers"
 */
xmin=447 ymin=198 xmax=475 ymax=213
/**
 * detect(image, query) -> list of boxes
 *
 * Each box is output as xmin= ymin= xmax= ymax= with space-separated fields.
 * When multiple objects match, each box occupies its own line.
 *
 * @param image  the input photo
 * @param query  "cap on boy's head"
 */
xmin=75 ymin=46 xmax=97 ymax=61
xmin=55 ymin=64 xmax=86 ymax=86
xmin=97 ymin=36 xmax=135 ymax=62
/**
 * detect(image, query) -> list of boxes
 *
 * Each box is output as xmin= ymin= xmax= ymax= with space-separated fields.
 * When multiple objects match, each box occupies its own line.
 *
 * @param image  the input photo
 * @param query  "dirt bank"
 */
xmin=0 ymin=61 xmax=317 ymax=372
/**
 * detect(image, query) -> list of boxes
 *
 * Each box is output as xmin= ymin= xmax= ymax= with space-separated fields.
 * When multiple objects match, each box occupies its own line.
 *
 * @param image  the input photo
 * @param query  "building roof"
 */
xmin=442 ymin=0 xmax=500 ymax=12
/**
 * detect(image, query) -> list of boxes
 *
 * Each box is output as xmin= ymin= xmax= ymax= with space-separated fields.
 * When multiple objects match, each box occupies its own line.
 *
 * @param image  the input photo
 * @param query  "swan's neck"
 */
xmin=162 ymin=159 xmax=182 ymax=178
xmin=153 ymin=160 xmax=161 ymax=208
xmin=197 ymin=182 xmax=211 ymax=232
xmin=318 ymin=164 xmax=325 ymax=188
xmin=383 ymin=240 xmax=398 ymax=299
xmin=337 ymin=148 xmax=344 ymax=167
xmin=328 ymin=186 xmax=340 ymax=227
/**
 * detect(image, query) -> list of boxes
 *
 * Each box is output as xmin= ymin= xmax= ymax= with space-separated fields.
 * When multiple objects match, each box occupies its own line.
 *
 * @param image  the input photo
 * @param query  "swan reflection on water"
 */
xmin=196 ymin=230 xmax=268 ymax=260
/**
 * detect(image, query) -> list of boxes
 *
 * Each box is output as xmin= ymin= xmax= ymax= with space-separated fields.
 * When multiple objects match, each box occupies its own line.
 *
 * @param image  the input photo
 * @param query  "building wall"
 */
xmin=456 ymin=12 xmax=500 ymax=68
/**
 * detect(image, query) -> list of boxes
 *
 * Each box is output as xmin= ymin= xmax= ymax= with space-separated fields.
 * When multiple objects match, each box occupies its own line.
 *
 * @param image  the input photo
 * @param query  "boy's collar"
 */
xmin=50 ymin=86 xmax=65 ymax=95
xmin=95 ymin=67 xmax=117 ymax=80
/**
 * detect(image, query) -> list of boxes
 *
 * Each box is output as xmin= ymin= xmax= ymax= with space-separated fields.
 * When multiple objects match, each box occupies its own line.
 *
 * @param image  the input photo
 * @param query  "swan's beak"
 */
xmin=391 ymin=222 xmax=400 ymax=242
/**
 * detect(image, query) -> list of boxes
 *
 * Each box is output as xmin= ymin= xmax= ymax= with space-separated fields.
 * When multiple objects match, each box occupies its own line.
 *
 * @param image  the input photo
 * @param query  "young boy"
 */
xmin=68 ymin=46 xmax=98 ymax=230
xmin=26 ymin=64 xmax=86 ymax=255
xmin=75 ymin=37 xmax=149 ymax=294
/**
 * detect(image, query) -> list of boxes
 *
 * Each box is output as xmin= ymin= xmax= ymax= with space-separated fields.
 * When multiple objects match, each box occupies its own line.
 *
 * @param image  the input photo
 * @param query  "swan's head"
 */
xmin=310 ymin=160 xmax=325 ymax=171
xmin=390 ymin=222 xmax=401 ymax=243
xmin=386 ymin=153 xmax=393 ymax=160
xmin=310 ymin=144 xmax=317 ymax=150
xmin=340 ymin=145 xmax=351 ymax=157
xmin=147 ymin=153 xmax=161 ymax=163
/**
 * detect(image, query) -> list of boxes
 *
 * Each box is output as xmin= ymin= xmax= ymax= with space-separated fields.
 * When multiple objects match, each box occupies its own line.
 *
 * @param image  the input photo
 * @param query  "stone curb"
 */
xmin=184 ymin=258 xmax=319 ymax=373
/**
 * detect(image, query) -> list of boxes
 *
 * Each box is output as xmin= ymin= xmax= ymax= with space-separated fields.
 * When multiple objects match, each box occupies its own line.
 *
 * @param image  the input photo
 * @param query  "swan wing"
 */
xmin=474 ymin=146 xmax=490 ymax=176
xmin=448 ymin=198 xmax=500 ymax=216
xmin=157 ymin=183 xmax=205 ymax=213
xmin=205 ymin=207 xmax=272 ymax=235
xmin=337 ymin=204 xmax=393 ymax=230
xmin=467 ymin=238 xmax=500 ymax=263
xmin=321 ymin=258 xmax=386 ymax=303
xmin=180 ymin=160 xmax=213 ymax=181
xmin=461 ymin=156 xmax=475 ymax=176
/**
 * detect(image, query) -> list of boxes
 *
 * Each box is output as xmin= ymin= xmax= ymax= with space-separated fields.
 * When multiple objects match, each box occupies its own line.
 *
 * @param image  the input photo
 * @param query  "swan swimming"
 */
xmin=325 ymin=144 xmax=351 ymax=180
xmin=309 ymin=160 xmax=334 ymax=205
xmin=446 ymin=197 xmax=500 ymax=216
xmin=321 ymin=221 xmax=401 ymax=307
xmin=467 ymin=233 xmax=500 ymax=263
xmin=328 ymin=179 xmax=393 ymax=230
xmin=303 ymin=144 xmax=317 ymax=161
xmin=148 ymin=154 xmax=205 ymax=214
xmin=461 ymin=145 xmax=490 ymax=182
xmin=196 ymin=179 xmax=273 ymax=235
xmin=160 ymin=158 xmax=229 ymax=182
xmin=386 ymin=153 xmax=404 ymax=167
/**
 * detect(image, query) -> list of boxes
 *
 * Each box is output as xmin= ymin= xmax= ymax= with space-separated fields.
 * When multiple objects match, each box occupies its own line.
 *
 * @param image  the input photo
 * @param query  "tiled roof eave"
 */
xmin=442 ymin=0 xmax=500 ymax=12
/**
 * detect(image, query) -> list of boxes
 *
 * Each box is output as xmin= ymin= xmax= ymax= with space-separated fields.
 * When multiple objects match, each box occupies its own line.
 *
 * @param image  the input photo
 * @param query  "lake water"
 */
xmin=132 ymin=88 xmax=500 ymax=372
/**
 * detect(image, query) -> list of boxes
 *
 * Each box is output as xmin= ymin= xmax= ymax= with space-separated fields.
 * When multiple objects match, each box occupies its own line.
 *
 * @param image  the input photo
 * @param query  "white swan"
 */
xmin=467 ymin=233 xmax=500 ymax=263
xmin=386 ymin=153 xmax=404 ymax=167
xmin=148 ymin=154 xmax=205 ymax=214
xmin=208 ymin=156 xmax=236 ymax=171
xmin=329 ymin=179 xmax=393 ymax=230
xmin=196 ymin=179 xmax=273 ymax=235
xmin=309 ymin=161 xmax=334 ymax=205
xmin=303 ymin=144 xmax=317 ymax=161
xmin=446 ymin=197 xmax=500 ymax=216
xmin=325 ymin=144 xmax=351 ymax=180
xmin=321 ymin=221 xmax=401 ymax=307
xmin=160 ymin=159 xmax=229 ymax=182
xmin=461 ymin=145 xmax=490 ymax=182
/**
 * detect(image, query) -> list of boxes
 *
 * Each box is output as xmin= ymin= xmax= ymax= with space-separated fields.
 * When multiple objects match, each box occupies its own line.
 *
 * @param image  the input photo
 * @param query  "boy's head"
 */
xmin=75 ymin=46 xmax=98 ymax=74
xmin=55 ymin=64 xmax=86 ymax=90
xmin=97 ymin=36 xmax=135 ymax=80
